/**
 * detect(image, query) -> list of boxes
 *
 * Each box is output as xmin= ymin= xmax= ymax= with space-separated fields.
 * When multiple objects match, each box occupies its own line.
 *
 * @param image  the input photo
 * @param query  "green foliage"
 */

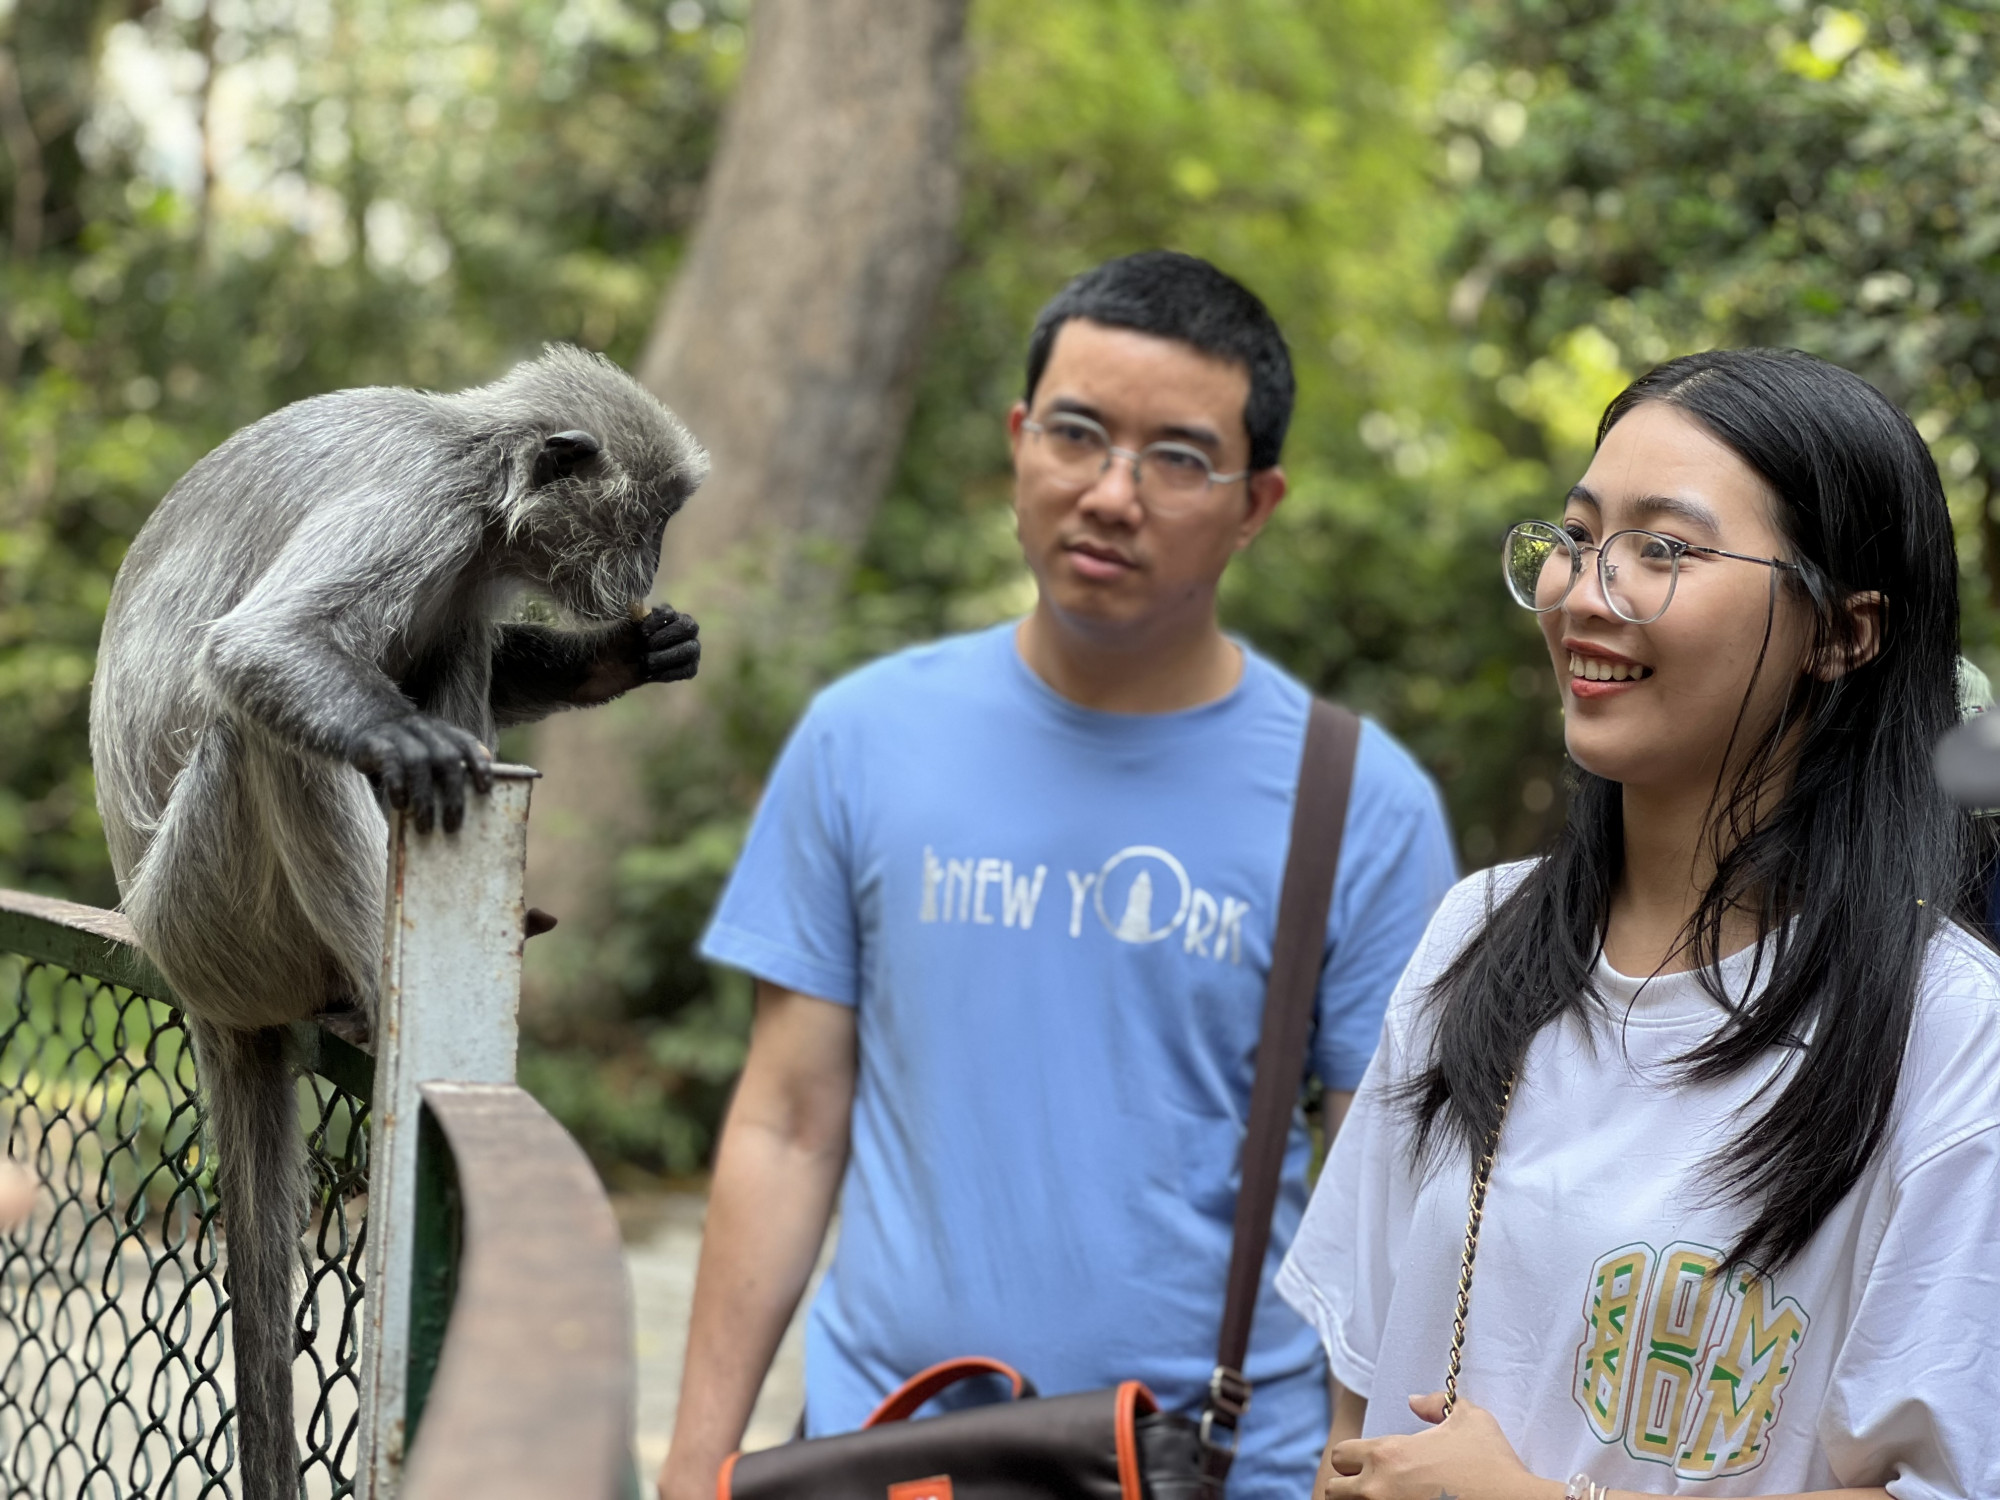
xmin=0 ymin=0 xmax=733 ymax=901
xmin=1 ymin=0 xmax=736 ymax=1170
xmin=1443 ymin=0 xmax=2000 ymax=657
xmin=599 ymin=0 xmax=1534 ymax=1171
xmin=9 ymin=0 xmax=2000 ymax=1173
xmin=605 ymin=0 xmax=2000 ymax=1172
xmin=855 ymin=0 xmax=1567 ymax=875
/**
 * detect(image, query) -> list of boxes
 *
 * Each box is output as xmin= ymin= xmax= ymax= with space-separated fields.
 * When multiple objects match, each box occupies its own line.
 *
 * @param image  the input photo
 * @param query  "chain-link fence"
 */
xmin=0 ymin=898 xmax=374 ymax=1500
xmin=0 ymin=777 xmax=636 ymax=1500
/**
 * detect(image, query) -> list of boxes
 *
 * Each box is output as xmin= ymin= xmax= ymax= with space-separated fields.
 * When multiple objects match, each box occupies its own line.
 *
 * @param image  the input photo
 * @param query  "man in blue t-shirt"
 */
xmin=656 ymin=252 xmax=1456 ymax=1500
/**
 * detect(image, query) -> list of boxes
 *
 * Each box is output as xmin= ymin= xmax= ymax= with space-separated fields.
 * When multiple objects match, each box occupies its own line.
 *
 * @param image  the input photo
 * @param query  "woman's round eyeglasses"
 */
xmin=1021 ymin=412 xmax=1246 ymax=517
xmin=1503 ymin=520 xmax=1799 ymax=625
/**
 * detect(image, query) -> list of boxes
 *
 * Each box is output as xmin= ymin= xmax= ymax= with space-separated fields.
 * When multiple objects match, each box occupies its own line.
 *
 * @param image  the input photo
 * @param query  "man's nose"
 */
xmin=1076 ymin=452 xmax=1144 ymax=523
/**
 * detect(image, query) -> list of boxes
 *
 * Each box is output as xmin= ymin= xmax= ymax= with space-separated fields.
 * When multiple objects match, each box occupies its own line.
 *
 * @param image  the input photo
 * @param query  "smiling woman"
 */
xmin=1502 ymin=404 xmax=1830 ymax=806
xmin=1275 ymin=349 xmax=2000 ymax=1500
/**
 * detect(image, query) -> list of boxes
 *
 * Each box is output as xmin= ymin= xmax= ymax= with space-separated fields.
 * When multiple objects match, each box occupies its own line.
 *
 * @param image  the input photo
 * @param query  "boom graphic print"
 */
xmin=1573 ymin=1242 xmax=1808 ymax=1479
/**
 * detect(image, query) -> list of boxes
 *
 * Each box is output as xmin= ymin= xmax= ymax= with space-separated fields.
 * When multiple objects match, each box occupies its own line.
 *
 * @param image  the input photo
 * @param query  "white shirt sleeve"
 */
xmin=1276 ymin=1030 xmax=1418 ymax=1401
xmin=1275 ymin=865 xmax=1526 ymax=1404
xmin=1819 ymin=1120 xmax=2000 ymax=1500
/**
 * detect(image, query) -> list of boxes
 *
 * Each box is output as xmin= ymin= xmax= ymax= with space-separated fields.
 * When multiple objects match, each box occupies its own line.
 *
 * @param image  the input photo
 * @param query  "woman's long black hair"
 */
xmin=1406 ymin=348 xmax=1978 ymax=1272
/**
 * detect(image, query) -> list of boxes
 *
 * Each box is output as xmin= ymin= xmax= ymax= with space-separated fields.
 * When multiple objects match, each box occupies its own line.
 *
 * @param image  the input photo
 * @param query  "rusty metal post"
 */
xmin=358 ymin=766 xmax=538 ymax=1499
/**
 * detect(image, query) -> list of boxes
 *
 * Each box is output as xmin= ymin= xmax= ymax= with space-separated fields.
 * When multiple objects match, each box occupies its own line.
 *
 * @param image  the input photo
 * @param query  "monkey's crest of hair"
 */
xmin=472 ymin=344 xmax=710 ymax=622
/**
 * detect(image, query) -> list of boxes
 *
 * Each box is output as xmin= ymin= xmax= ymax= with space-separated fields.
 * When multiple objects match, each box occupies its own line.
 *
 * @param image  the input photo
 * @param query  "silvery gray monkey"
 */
xmin=88 ymin=344 xmax=708 ymax=1500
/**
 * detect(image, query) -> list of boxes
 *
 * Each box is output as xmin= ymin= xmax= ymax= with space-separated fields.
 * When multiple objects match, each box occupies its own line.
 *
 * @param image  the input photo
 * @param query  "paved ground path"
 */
xmin=617 ymin=1191 xmax=832 ymax=1483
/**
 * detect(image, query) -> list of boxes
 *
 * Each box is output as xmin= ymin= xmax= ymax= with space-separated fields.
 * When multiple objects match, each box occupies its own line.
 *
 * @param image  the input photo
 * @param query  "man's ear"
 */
xmin=1234 ymin=466 xmax=1287 ymax=551
xmin=1811 ymin=589 xmax=1885 ymax=680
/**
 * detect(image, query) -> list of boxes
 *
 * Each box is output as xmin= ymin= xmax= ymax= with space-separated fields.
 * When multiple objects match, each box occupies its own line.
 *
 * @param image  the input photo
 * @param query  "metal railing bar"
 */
xmin=0 ymin=888 xmax=373 ymax=1107
xmin=359 ymin=772 xmax=534 ymax=1494
xmin=404 ymin=1102 xmax=462 ymax=1449
xmin=292 ymin=1022 xmax=377 ymax=1104
xmin=403 ymin=1080 xmax=634 ymax=1500
xmin=0 ymin=890 xmax=176 ymax=1000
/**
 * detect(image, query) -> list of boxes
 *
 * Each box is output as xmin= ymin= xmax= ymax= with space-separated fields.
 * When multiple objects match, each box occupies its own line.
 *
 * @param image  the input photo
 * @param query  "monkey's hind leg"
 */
xmin=248 ymin=744 xmax=389 ymax=1035
xmin=191 ymin=1020 xmax=307 ymax=1500
xmin=125 ymin=724 xmax=339 ymax=1031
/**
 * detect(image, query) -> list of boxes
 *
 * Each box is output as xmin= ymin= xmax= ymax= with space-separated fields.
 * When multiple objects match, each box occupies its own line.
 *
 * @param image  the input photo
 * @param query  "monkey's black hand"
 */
xmin=348 ymin=715 xmax=496 ymax=835
xmin=635 ymin=605 xmax=700 ymax=685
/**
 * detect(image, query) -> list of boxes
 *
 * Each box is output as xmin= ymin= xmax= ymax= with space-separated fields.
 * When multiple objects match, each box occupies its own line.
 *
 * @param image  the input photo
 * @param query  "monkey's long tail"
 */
xmin=192 ymin=1019 xmax=305 ymax=1500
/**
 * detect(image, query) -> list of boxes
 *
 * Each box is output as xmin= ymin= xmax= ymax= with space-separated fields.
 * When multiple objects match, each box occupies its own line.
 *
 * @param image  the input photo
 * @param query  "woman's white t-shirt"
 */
xmin=1277 ymin=862 xmax=2000 ymax=1498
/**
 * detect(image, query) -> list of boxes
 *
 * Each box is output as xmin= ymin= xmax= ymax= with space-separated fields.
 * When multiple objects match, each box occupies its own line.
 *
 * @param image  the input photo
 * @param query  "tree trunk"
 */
xmin=522 ymin=0 xmax=968 ymax=1019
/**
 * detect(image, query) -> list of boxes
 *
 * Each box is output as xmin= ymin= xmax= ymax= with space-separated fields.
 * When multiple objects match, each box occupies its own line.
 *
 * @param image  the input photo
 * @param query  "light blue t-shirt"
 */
xmin=701 ymin=623 xmax=1456 ymax=1497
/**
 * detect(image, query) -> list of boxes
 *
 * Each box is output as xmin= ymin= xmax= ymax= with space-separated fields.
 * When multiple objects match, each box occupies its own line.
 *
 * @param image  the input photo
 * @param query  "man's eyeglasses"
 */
xmin=1021 ymin=412 xmax=1246 ymax=516
xmin=1504 ymin=519 xmax=1799 ymax=625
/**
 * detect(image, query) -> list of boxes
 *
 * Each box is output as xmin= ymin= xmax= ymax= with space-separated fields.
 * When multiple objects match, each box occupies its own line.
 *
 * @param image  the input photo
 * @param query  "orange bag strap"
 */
xmin=1113 ymin=1381 xmax=1161 ymax=1500
xmin=861 ymin=1357 xmax=1036 ymax=1428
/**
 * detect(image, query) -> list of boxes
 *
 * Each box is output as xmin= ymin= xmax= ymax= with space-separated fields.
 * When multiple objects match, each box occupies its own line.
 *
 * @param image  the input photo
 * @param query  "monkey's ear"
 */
xmin=534 ymin=430 xmax=603 ymax=486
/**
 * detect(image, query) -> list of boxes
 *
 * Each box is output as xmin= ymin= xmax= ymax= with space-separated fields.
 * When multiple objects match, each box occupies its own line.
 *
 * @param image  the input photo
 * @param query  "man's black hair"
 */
xmin=1023 ymin=250 xmax=1296 ymax=471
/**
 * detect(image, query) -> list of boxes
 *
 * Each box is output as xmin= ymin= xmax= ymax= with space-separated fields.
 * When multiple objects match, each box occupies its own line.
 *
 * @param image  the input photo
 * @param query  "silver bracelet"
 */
xmin=1563 ymin=1475 xmax=1607 ymax=1500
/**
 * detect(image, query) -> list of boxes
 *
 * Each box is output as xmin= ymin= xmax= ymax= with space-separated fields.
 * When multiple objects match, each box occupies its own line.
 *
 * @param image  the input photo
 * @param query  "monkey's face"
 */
xmin=540 ymin=529 xmax=660 ymax=622
xmin=488 ymin=352 xmax=709 ymax=618
xmin=530 ymin=493 xmax=666 ymax=624
xmin=514 ymin=427 xmax=694 ymax=622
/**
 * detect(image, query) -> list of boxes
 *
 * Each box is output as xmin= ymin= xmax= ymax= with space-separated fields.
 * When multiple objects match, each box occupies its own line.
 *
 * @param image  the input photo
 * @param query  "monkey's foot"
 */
xmin=315 ymin=1000 xmax=374 ymax=1050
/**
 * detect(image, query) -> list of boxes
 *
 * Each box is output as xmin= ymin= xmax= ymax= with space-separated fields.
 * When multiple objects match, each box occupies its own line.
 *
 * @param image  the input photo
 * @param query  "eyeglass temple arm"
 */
xmin=1687 ymin=543 xmax=1800 ymax=571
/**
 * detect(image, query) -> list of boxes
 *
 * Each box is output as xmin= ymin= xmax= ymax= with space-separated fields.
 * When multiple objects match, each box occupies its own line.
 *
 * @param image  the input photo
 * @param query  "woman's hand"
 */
xmin=1315 ymin=1392 xmax=1561 ymax=1500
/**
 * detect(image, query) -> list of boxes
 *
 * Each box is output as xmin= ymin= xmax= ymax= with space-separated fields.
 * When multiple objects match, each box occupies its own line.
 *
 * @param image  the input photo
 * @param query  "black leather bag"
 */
xmin=722 ymin=1359 xmax=1209 ymax=1500
xmin=722 ymin=701 xmax=1361 ymax=1500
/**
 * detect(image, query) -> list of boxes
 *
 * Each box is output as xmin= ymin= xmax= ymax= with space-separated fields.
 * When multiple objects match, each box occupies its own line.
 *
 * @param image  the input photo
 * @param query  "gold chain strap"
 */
xmin=1440 ymin=1073 xmax=1514 ymax=1419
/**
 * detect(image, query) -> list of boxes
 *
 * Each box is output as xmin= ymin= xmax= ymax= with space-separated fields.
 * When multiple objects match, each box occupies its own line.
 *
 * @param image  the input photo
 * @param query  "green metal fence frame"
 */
xmin=0 ymin=768 xmax=639 ymax=1500
xmin=0 ymin=896 xmax=378 ymax=1106
xmin=0 ymin=891 xmax=458 ymax=1498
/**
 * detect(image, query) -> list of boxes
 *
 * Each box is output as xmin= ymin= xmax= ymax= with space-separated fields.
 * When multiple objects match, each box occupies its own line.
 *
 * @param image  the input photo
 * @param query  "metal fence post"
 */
xmin=357 ymin=767 xmax=538 ymax=1499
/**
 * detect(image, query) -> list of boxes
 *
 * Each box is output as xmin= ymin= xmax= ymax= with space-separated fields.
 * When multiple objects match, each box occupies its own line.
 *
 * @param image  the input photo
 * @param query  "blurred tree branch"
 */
xmin=0 ymin=49 xmax=45 ymax=266
xmin=523 ymin=0 xmax=970 ymax=1019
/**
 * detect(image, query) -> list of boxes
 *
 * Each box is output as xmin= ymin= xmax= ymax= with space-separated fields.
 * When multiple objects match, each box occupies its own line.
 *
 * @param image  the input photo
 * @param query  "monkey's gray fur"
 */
xmin=89 ymin=344 xmax=708 ymax=1500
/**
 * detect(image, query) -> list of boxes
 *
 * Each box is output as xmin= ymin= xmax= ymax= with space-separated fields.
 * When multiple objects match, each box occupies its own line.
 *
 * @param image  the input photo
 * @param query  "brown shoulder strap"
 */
xmin=1200 ymin=698 xmax=1361 ymax=1477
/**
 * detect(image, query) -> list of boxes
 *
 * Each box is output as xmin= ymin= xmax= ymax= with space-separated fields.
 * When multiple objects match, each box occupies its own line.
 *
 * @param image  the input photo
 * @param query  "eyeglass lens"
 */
xmin=1504 ymin=522 xmax=1679 ymax=625
xmin=1032 ymin=416 xmax=1218 ymax=507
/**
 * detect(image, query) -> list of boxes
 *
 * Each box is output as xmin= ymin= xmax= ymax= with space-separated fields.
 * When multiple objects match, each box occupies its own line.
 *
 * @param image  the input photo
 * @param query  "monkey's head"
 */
xmin=477 ymin=345 xmax=711 ymax=623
